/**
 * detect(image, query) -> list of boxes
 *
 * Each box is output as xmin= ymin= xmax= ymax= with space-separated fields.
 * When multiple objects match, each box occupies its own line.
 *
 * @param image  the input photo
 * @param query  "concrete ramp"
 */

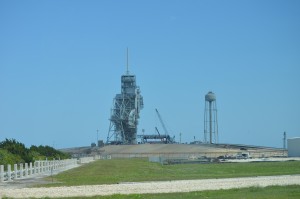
xmin=101 ymin=144 xmax=236 ymax=158
xmin=60 ymin=144 xmax=286 ymax=159
xmin=100 ymin=144 xmax=286 ymax=158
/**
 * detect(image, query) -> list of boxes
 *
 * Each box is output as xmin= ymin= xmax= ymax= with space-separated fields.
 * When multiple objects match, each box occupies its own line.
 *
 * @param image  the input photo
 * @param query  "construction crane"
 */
xmin=155 ymin=108 xmax=169 ymax=136
xmin=155 ymin=127 xmax=161 ymax=136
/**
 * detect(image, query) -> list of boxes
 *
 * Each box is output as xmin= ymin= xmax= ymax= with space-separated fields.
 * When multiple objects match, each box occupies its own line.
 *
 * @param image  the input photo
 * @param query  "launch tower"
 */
xmin=107 ymin=52 xmax=144 ymax=144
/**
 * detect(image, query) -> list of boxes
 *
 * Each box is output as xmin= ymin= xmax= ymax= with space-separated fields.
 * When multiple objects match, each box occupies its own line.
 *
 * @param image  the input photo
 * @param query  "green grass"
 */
xmin=12 ymin=185 xmax=299 ymax=199
xmin=43 ymin=158 xmax=300 ymax=187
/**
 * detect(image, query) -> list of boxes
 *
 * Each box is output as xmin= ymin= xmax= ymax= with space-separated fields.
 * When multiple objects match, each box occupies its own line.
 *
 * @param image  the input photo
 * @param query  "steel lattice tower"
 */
xmin=106 ymin=52 xmax=144 ymax=144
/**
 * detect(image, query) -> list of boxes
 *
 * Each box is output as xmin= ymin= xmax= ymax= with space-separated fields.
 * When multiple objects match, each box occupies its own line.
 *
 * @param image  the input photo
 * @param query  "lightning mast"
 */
xmin=106 ymin=49 xmax=144 ymax=144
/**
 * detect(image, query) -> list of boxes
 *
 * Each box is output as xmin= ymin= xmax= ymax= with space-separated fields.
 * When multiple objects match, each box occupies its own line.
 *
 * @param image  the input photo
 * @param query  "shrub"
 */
xmin=0 ymin=149 xmax=23 ymax=165
xmin=0 ymin=138 xmax=71 ymax=165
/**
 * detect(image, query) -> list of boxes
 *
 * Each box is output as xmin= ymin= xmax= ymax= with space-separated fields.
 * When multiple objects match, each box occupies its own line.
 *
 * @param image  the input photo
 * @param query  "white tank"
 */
xmin=205 ymin=91 xmax=216 ymax=102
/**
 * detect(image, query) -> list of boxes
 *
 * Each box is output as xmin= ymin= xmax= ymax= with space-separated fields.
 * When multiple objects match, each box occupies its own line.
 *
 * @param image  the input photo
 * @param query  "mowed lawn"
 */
xmin=45 ymin=158 xmax=300 ymax=186
xmin=44 ymin=185 xmax=300 ymax=199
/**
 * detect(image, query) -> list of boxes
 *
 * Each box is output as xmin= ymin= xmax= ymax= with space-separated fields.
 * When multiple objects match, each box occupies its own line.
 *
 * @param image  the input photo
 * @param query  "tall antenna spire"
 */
xmin=126 ymin=47 xmax=129 ymax=74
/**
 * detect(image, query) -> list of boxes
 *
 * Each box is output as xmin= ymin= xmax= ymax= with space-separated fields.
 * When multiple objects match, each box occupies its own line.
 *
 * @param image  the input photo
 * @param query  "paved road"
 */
xmin=1 ymin=175 xmax=300 ymax=198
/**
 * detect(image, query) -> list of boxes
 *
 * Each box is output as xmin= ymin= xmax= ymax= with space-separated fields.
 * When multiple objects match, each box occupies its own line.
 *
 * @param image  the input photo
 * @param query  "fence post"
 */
xmin=33 ymin=162 xmax=36 ymax=175
xmin=37 ymin=161 xmax=40 ymax=173
xmin=39 ymin=161 xmax=42 ymax=173
xmin=43 ymin=161 xmax=45 ymax=172
xmin=52 ymin=161 xmax=54 ymax=170
xmin=7 ymin=164 xmax=12 ymax=181
xmin=40 ymin=161 xmax=43 ymax=173
xmin=14 ymin=164 xmax=18 ymax=179
xmin=45 ymin=161 xmax=47 ymax=172
xmin=48 ymin=161 xmax=51 ymax=172
xmin=20 ymin=163 xmax=23 ymax=179
xmin=35 ymin=161 xmax=39 ymax=174
xmin=25 ymin=163 xmax=28 ymax=177
xmin=60 ymin=160 xmax=62 ymax=168
xmin=29 ymin=162 xmax=33 ymax=176
xmin=0 ymin=165 xmax=4 ymax=182
xmin=54 ymin=160 xmax=56 ymax=168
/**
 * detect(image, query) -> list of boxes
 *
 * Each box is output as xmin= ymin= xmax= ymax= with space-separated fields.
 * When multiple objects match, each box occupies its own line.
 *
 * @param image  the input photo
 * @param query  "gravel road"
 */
xmin=1 ymin=175 xmax=300 ymax=198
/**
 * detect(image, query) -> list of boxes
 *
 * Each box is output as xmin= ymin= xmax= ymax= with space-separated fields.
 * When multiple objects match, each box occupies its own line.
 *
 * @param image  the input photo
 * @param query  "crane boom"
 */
xmin=155 ymin=108 xmax=169 ymax=136
xmin=155 ymin=127 xmax=161 ymax=136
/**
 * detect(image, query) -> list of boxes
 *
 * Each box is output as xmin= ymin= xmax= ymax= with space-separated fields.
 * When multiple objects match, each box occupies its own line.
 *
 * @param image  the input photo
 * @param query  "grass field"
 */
xmin=21 ymin=185 xmax=300 ymax=199
xmin=44 ymin=158 xmax=300 ymax=187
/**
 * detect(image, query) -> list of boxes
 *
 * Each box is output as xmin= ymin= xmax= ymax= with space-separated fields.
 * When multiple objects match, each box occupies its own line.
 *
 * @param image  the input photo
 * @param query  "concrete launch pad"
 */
xmin=100 ymin=144 xmax=286 ymax=158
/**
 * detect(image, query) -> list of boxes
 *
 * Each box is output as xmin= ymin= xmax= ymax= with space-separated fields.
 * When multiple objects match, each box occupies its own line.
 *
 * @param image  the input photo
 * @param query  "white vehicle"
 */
xmin=236 ymin=152 xmax=251 ymax=159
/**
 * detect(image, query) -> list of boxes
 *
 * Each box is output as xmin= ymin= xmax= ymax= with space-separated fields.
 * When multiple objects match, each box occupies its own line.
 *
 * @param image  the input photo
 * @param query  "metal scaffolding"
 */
xmin=107 ymin=73 xmax=143 ymax=144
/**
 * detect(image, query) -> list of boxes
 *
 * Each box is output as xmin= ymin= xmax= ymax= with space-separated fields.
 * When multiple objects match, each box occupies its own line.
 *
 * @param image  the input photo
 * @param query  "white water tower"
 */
xmin=204 ymin=91 xmax=218 ymax=144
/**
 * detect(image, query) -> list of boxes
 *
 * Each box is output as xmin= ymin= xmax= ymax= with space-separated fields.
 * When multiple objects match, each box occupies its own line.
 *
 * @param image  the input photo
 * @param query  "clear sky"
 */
xmin=0 ymin=0 xmax=299 ymax=148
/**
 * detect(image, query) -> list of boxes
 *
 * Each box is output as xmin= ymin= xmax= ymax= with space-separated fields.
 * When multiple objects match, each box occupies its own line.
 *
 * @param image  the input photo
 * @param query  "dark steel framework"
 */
xmin=107 ymin=73 xmax=144 ymax=144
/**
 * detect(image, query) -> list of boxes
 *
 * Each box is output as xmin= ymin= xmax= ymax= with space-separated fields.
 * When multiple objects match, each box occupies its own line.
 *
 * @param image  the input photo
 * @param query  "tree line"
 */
xmin=0 ymin=138 xmax=71 ymax=165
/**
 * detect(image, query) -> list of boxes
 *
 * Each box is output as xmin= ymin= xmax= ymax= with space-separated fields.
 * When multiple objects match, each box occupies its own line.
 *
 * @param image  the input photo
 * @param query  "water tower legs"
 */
xmin=204 ymin=91 xmax=218 ymax=144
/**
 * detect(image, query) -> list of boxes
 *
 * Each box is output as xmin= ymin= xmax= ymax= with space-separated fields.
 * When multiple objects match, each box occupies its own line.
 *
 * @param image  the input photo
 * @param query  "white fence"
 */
xmin=0 ymin=159 xmax=77 ymax=182
xmin=77 ymin=155 xmax=111 ymax=164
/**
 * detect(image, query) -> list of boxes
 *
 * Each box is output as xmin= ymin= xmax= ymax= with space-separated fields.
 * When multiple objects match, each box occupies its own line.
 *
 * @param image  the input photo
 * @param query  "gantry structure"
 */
xmin=107 ymin=53 xmax=143 ymax=144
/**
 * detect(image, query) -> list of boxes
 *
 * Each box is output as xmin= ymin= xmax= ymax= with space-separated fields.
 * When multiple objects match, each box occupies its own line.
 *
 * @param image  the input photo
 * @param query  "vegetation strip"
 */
xmin=13 ymin=185 xmax=300 ymax=199
xmin=45 ymin=159 xmax=300 ymax=186
xmin=0 ymin=139 xmax=70 ymax=166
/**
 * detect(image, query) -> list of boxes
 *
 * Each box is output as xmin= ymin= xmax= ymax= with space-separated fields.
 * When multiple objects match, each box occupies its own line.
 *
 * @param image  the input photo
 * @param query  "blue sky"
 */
xmin=0 ymin=0 xmax=299 ymax=148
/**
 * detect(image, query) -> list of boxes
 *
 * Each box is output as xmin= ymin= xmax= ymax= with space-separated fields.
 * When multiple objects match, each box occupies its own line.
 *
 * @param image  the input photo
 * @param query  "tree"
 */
xmin=0 ymin=149 xmax=23 ymax=165
xmin=0 ymin=138 xmax=31 ymax=163
xmin=0 ymin=139 xmax=71 ymax=165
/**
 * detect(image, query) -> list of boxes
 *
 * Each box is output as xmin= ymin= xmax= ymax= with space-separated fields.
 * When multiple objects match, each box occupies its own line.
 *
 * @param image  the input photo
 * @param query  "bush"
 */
xmin=30 ymin=145 xmax=71 ymax=160
xmin=0 ymin=138 xmax=31 ymax=163
xmin=0 ymin=149 xmax=23 ymax=165
xmin=0 ymin=138 xmax=71 ymax=165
